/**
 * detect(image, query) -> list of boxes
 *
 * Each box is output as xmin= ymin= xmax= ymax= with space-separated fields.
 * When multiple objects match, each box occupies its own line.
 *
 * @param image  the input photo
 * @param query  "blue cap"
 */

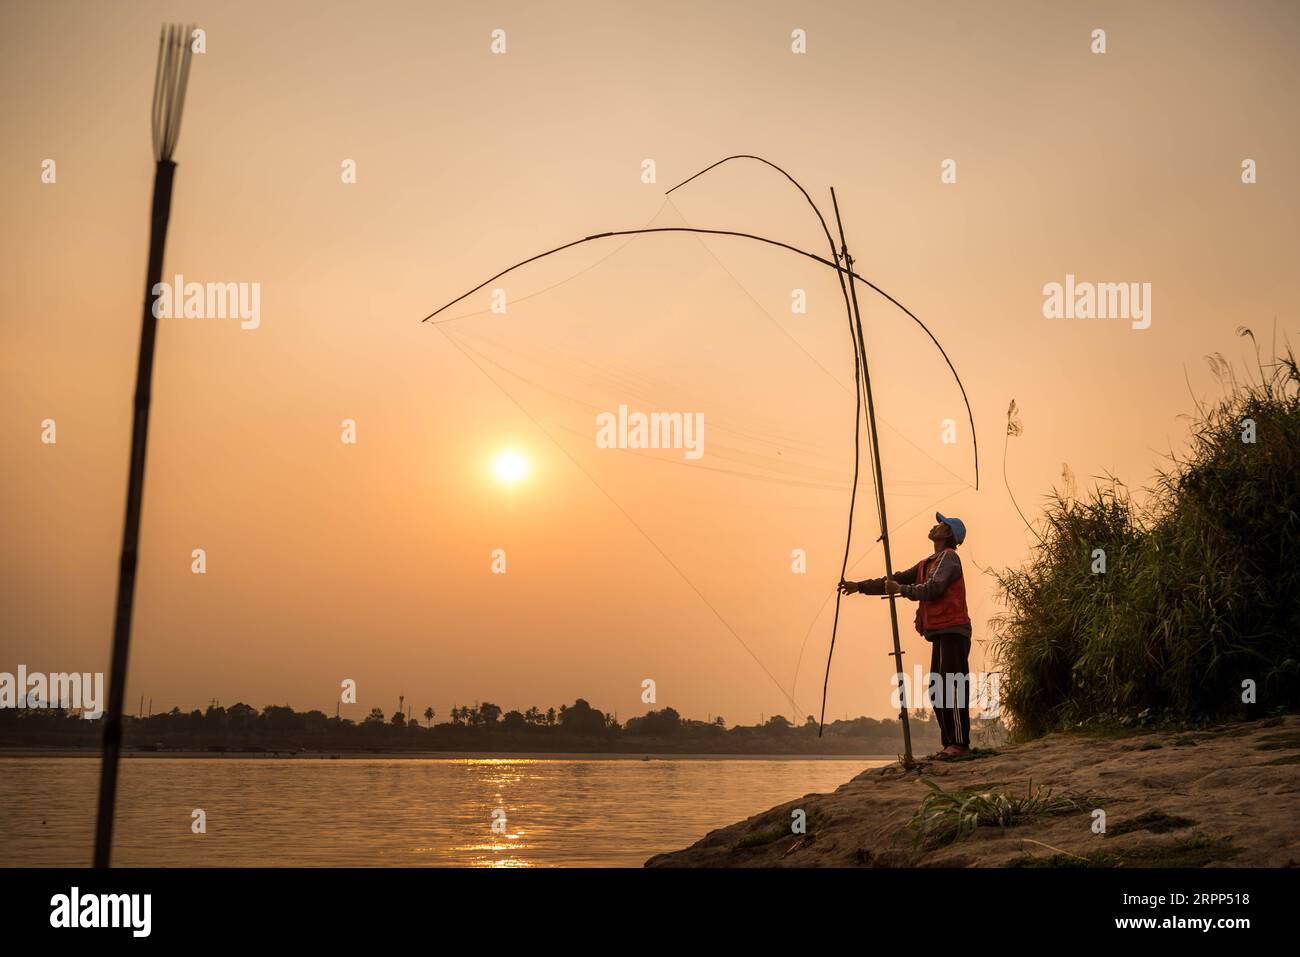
xmin=936 ymin=512 xmax=966 ymax=545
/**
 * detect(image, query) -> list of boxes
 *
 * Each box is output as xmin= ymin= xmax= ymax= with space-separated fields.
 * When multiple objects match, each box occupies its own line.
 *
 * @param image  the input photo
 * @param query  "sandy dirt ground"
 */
xmin=647 ymin=715 xmax=1300 ymax=867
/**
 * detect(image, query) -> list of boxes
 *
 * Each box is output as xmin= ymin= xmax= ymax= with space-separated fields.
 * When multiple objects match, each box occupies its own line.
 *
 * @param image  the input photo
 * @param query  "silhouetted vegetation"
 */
xmin=0 ymin=698 xmax=950 ymax=755
xmin=993 ymin=342 xmax=1300 ymax=736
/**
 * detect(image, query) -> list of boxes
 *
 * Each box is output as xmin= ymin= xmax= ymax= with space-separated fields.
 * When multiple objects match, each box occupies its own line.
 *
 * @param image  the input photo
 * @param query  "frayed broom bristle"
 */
xmin=152 ymin=23 xmax=195 ymax=162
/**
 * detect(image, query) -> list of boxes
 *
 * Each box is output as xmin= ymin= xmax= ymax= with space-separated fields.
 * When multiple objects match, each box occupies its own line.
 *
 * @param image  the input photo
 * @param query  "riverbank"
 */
xmin=646 ymin=714 xmax=1300 ymax=867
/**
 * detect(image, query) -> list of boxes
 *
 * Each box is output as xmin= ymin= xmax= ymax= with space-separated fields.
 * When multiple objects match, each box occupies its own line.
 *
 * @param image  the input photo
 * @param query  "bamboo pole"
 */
xmin=95 ymin=24 xmax=195 ymax=868
xmin=829 ymin=187 xmax=914 ymax=768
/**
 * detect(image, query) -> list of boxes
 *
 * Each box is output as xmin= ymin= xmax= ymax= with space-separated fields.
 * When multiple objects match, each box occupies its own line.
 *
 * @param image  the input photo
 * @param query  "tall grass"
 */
xmin=992 ymin=341 xmax=1300 ymax=736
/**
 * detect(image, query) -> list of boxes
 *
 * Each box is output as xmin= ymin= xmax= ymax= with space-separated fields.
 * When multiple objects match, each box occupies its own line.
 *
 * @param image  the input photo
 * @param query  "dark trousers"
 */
xmin=927 ymin=632 xmax=971 ymax=749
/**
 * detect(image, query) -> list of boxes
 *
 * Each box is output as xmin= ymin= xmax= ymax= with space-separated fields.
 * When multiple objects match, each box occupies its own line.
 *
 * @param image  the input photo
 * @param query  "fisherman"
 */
xmin=838 ymin=513 xmax=972 ymax=760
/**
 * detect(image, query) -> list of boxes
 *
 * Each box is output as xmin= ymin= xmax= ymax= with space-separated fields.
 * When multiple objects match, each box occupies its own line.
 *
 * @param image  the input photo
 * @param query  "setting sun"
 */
xmin=490 ymin=449 xmax=530 ymax=484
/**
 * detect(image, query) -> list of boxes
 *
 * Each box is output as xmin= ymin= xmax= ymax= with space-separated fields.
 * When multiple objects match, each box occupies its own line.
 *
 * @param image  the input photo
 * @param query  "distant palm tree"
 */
xmin=424 ymin=707 xmax=434 ymax=725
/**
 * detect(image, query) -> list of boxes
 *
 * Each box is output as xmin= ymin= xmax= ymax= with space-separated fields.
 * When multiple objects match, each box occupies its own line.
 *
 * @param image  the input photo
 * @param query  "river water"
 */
xmin=0 ymin=754 xmax=887 ymax=866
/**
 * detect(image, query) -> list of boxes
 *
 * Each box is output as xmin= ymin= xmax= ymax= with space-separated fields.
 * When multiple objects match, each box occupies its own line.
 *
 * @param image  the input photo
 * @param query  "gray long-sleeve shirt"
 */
xmin=854 ymin=549 xmax=971 ymax=641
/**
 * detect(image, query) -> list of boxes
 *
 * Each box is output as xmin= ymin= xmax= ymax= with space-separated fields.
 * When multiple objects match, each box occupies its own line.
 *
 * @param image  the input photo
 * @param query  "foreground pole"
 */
xmin=830 ymin=187 xmax=914 ymax=768
xmin=95 ymin=24 xmax=194 ymax=868
xmin=94 ymin=159 xmax=176 ymax=869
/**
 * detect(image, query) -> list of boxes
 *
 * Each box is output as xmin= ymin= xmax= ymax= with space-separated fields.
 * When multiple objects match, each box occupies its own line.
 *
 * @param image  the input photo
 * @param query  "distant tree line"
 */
xmin=0 ymin=697 xmax=954 ymax=755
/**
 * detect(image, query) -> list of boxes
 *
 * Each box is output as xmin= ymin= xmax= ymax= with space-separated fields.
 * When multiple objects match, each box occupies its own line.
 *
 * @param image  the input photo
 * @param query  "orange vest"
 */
xmin=913 ymin=548 xmax=970 ymax=635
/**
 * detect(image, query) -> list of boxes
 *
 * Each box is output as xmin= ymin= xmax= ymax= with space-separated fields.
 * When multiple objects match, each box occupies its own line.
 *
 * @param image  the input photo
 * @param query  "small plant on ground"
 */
xmin=908 ymin=778 xmax=1090 ymax=847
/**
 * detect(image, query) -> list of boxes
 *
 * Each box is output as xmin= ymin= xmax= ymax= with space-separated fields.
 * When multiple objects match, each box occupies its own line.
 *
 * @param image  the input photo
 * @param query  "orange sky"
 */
xmin=2 ymin=0 xmax=1297 ymax=726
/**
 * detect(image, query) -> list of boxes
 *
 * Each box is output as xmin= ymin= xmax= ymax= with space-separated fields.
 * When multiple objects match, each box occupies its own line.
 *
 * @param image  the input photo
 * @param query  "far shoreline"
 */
xmin=0 ymin=747 xmax=896 ymax=762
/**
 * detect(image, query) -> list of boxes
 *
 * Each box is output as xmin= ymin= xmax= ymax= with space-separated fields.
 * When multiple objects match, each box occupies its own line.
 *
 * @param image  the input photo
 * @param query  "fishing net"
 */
xmin=427 ymin=168 xmax=975 ymax=720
